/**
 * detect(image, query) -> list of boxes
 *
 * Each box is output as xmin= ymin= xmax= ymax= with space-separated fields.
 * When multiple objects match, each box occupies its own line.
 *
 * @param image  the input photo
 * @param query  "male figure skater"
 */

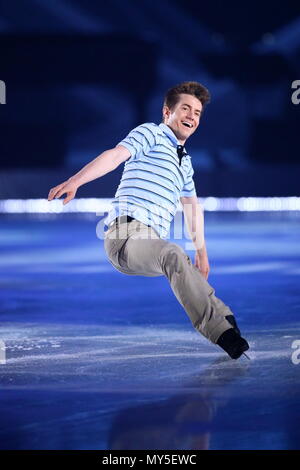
xmin=48 ymin=81 xmax=249 ymax=359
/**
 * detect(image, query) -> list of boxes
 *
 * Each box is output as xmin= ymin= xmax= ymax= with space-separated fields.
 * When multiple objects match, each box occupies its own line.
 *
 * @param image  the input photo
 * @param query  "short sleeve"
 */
xmin=180 ymin=165 xmax=197 ymax=197
xmin=117 ymin=123 xmax=157 ymax=160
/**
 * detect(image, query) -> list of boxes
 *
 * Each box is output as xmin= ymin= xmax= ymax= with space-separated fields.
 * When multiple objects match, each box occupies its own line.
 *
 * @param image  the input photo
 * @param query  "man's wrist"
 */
xmin=68 ymin=176 xmax=81 ymax=188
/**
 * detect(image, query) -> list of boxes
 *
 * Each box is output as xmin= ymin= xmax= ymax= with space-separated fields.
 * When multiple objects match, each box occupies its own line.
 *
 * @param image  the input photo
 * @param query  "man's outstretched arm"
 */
xmin=48 ymin=145 xmax=131 ymax=205
xmin=180 ymin=194 xmax=210 ymax=280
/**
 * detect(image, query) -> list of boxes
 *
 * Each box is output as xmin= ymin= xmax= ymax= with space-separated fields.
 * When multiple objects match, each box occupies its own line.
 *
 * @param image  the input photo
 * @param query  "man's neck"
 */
xmin=164 ymin=123 xmax=186 ymax=145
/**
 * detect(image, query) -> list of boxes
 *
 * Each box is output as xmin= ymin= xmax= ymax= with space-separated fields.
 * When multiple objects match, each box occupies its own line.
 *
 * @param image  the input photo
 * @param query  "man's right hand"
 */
xmin=48 ymin=179 xmax=78 ymax=205
xmin=47 ymin=146 xmax=131 ymax=206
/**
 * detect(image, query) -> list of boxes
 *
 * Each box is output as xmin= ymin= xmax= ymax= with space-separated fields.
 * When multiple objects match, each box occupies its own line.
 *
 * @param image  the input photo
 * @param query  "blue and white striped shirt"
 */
xmin=104 ymin=122 xmax=196 ymax=239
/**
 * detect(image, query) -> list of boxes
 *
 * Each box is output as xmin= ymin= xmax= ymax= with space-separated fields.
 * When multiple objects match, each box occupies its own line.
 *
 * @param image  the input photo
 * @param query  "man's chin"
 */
xmin=181 ymin=130 xmax=194 ymax=140
xmin=170 ymin=126 xmax=192 ymax=142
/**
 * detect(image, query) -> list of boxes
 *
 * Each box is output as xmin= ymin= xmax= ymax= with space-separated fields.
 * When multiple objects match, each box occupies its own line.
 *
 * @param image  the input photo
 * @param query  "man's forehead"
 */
xmin=176 ymin=94 xmax=202 ymax=110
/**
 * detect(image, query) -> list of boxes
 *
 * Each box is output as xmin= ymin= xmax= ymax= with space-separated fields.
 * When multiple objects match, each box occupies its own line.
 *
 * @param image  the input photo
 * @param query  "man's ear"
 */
xmin=162 ymin=105 xmax=170 ymax=122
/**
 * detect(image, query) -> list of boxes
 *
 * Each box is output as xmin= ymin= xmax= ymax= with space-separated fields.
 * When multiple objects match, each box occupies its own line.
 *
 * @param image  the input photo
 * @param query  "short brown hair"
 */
xmin=163 ymin=81 xmax=210 ymax=119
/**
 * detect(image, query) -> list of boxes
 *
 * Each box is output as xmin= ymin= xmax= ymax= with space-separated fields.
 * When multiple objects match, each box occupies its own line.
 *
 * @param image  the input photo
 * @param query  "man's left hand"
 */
xmin=194 ymin=249 xmax=210 ymax=280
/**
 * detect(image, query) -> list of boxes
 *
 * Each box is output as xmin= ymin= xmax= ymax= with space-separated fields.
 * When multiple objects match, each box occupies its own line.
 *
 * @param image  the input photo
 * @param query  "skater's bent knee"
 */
xmin=160 ymin=243 xmax=186 ymax=272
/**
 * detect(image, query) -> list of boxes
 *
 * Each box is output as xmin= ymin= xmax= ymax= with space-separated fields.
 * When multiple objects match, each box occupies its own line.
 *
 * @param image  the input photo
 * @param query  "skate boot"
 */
xmin=225 ymin=315 xmax=241 ymax=336
xmin=217 ymin=328 xmax=249 ymax=360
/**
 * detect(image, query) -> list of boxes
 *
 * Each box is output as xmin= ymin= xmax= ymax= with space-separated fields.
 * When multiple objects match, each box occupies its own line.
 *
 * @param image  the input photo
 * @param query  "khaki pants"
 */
xmin=104 ymin=217 xmax=233 ymax=344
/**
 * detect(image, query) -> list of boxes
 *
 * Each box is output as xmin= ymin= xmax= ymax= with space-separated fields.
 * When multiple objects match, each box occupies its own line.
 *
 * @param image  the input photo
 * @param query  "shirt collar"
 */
xmin=159 ymin=123 xmax=181 ymax=146
xmin=158 ymin=123 xmax=189 ymax=157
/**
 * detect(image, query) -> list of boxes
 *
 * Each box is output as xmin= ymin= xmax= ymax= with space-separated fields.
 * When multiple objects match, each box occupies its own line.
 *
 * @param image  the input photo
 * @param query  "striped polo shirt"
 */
xmin=104 ymin=122 xmax=196 ymax=239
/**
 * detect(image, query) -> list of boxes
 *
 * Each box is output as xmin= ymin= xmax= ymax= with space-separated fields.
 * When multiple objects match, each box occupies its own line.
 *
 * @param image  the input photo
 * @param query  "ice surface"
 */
xmin=0 ymin=212 xmax=300 ymax=449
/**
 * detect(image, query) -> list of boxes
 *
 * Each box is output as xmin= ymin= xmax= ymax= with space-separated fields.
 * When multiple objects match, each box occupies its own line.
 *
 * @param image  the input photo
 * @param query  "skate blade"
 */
xmin=242 ymin=352 xmax=251 ymax=360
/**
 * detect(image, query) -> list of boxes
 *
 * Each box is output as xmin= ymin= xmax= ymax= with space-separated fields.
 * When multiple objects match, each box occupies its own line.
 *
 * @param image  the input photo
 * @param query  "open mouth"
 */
xmin=182 ymin=122 xmax=193 ymax=129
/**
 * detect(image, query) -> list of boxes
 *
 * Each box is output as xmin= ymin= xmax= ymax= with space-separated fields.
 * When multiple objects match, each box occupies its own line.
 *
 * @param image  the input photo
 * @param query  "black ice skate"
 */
xmin=225 ymin=315 xmax=241 ymax=336
xmin=217 ymin=328 xmax=249 ymax=360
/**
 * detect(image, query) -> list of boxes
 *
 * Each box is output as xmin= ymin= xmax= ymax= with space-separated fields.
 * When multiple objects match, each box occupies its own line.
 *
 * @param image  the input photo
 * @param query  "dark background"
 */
xmin=0 ymin=0 xmax=299 ymax=197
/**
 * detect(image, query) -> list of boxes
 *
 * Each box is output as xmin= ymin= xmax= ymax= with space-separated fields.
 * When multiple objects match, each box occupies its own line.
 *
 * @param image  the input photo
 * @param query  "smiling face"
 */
xmin=163 ymin=93 xmax=202 ymax=144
